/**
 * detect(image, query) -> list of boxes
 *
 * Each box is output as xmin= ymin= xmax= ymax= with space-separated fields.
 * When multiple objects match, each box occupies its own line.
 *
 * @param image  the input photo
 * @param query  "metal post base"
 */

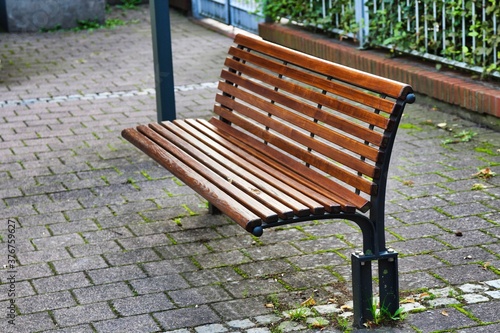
xmin=351 ymin=250 xmax=399 ymax=328
xmin=378 ymin=250 xmax=399 ymax=316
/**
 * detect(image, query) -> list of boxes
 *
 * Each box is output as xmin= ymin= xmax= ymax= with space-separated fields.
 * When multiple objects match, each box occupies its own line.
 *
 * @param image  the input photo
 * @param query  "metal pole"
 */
xmin=150 ymin=0 xmax=176 ymax=122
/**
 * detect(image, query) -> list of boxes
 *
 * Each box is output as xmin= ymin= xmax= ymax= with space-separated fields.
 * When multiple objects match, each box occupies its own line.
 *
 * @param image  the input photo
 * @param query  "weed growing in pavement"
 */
xmin=287 ymin=307 xmax=310 ymax=321
xmin=117 ymin=0 xmax=143 ymax=10
xmin=334 ymin=314 xmax=352 ymax=332
xmin=364 ymin=299 xmax=407 ymax=328
xmin=442 ymin=130 xmax=477 ymax=145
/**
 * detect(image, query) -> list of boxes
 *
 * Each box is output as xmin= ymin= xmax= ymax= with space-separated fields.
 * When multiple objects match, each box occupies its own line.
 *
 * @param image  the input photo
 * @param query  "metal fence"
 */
xmin=192 ymin=0 xmax=499 ymax=76
xmin=193 ymin=0 xmax=263 ymax=33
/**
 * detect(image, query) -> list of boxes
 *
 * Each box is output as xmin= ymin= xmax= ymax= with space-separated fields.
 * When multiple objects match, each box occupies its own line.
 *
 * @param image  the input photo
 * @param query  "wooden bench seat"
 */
xmin=122 ymin=33 xmax=415 ymax=327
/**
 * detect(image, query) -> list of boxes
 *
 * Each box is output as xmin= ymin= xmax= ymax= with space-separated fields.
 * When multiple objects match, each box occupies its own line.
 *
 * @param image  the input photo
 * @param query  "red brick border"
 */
xmin=258 ymin=23 xmax=499 ymax=119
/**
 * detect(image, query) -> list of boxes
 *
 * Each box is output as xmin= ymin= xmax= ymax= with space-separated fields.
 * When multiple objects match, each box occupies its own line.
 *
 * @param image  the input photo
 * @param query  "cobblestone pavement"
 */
xmin=0 ymin=5 xmax=499 ymax=333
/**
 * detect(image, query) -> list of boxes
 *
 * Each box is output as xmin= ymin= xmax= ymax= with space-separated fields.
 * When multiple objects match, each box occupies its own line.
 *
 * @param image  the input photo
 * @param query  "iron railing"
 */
xmin=192 ymin=0 xmax=499 ymax=77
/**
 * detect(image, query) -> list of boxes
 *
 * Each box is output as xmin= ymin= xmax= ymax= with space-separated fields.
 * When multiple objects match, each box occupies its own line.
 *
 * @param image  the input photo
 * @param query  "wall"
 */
xmin=0 ymin=0 xmax=105 ymax=32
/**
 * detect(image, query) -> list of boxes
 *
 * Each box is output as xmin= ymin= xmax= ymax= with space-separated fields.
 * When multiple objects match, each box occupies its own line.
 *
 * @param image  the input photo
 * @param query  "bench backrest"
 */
xmin=215 ymin=34 xmax=415 ymax=212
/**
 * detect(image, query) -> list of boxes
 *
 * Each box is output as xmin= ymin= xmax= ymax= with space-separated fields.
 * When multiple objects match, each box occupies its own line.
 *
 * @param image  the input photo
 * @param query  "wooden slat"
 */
xmin=227 ymin=46 xmax=396 ymax=117
xmin=206 ymin=118 xmax=372 ymax=210
xmin=150 ymin=122 xmax=310 ymax=218
xmin=214 ymin=104 xmax=376 ymax=195
xmin=181 ymin=119 xmax=335 ymax=214
xmin=121 ymin=128 xmax=265 ymax=232
xmin=218 ymin=69 xmax=382 ymax=162
xmin=215 ymin=90 xmax=378 ymax=179
xmin=132 ymin=125 xmax=280 ymax=224
xmin=221 ymin=62 xmax=386 ymax=146
xmin=233 ymin=34 xmax=412 ymax=101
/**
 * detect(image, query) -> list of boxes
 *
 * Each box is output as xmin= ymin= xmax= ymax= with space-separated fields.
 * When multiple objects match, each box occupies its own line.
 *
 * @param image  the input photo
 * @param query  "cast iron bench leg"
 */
xmin=208 ymin=202 xmax=222 ymax=215
xmin=351 ymin=253 xmax=374 ymax=326
xmin=378 ymin=251 xmax=399 ymax=316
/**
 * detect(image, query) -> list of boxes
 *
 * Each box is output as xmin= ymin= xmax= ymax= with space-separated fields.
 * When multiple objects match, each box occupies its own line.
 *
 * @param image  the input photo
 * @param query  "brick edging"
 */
xmin=258 ymin=23 xmax=500 ymax=120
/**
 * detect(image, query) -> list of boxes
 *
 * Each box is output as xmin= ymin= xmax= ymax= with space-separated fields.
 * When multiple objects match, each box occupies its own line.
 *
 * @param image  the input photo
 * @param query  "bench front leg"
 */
xmin=208 ymin=202 xmax=222 ymax=215
xmin=351 ymin=252 xmax=374 ymax=328
xmin=378 ymin=250 xmax=399 ymax=317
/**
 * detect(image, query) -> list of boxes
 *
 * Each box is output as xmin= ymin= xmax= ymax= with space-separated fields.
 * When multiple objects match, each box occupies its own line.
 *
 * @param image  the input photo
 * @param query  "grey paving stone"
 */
xmin=399 ymin=271 xmax=447 ymax=291
xmin=182 ymin=267 xmax=245 ymax=287
xmin=237 ymin=260 xmax=296 ymax=279
xmin=194 ymin=323 xmax=227 ymax=333
xmin=33 ymin=272 xmax=91 ymax=293
xmin=17 ymin=212 xmax=68 ymax=227
xmin=39 ymin=324 xmax=95 ymax=333
xmin=431 ymin=265 xmax=499 ymax=285
xmin=280 ymin=269 xmax=342 ymax=290
xmin=53 ymin=303 xmax=116 ymax=327
xmin=434 ymin=247 xmax=498 ymax=265
xmin=68 ymin=240 xmax=123 ymax=257
xmin=436 ymin=229 xmax=498 ymax=248
xmin=16 ymin=290 xmax=76 ymax=314
xmin=464 ymin=300 xmax=500 ymax=323
xmin=48 ymin=219 xmax=100 ymax=235
xmin=169 ymin=284 xmax=233 ymax=307
xmin=456 ymin=323 xmax=500 ymax=333
xmin=155 ymin=242 xmax=211 ymax=259
xmin=211 ymin=296 xmax=271 ymax=320
xmin=195 ymin=250 xmax=252 ymax=269
xmin=0 ymin=281 xmax=36 ymax=301
xmin=112 ymin=293 xmax=175 ymax=316
xmin=130 ymin=274 xmax=190 ymax=294
xmin=227 ymin=319 xmax=255 ymax=329
xmin=287 ymin=252 xmax=348 ymax=270
xmin=153 ymin=305 xmax=221 ymax=330
xmin=14 ymin=263 xmax=54 ymax=281
xmin=398 ymin=254 xmax=448 ymax=273
xmin=292 ymin=237 xmax=350 ymax=253
xmin=104 ymin=248 xmax=161 ymax=266
xmin=32 ymin=233 xmax=85 ymax=249
xmin=73 ymin=282 xmax=134 ymax=304
xmin=0 ymin=311 xmax=56 ymax=333
xmin=16 ymin=247 xmax=72 ymax=266
xmin=407 ymin=307 xmax=477 ymax=333
xmin=141 ymin=258 xmax=199 ymax=276
xmin=87 ymin=264 xmax=146 ymax=285
xmin=93 ymin=314 xmax=160 ymax=333
xmin=52 ymin=255 xmax=109 ymax=274
xmin=117 ymin=233 xmax=171 ymax=250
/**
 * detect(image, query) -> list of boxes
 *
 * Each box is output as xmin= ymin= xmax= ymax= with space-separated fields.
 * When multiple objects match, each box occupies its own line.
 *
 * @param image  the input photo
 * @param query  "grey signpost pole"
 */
xmin=150 ymin=0 xmax=176 ymax=122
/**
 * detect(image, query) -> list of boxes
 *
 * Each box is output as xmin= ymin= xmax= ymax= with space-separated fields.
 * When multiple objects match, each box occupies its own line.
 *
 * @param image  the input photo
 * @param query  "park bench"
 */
xmin=122 ymin=33 xmax=415 ymax=327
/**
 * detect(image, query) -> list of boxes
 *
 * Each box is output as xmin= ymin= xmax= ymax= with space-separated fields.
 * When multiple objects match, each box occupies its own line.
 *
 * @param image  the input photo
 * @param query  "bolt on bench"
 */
xmin=122 ymin=34 xmax=415 ymax=327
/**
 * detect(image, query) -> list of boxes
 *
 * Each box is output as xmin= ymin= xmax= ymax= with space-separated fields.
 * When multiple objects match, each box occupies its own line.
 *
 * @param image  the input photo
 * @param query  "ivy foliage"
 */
xmin=262 ymin=0 xmax=500 ymax=78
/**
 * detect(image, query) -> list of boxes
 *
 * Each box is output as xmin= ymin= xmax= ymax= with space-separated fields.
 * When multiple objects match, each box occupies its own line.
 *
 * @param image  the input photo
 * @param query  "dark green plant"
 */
xmin=262 ymin=0 xmax=499 ymax=78
xmin=117 ymin=0 xmax=143 ymax=10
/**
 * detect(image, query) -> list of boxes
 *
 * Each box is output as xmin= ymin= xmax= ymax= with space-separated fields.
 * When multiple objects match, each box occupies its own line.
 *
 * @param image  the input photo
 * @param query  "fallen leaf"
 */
xmin=341 ymin=304 xmax=352 ymax=312
xmin=400 ymin=297 xmax=416 ymax=304
xmin=301 ymin=296 xmax=316 ymax=307
xmin=482 ymin=262 xmax=491 ymax=270
xmin=472 ymin=167 xmax=496 ymax=179
xmin=419 ymin=292 xmax=431 ymax=299
xmin=441 ymin=310 xmax=449 ymax=316
xmin=264 ymin=303 xmax=274 ymax=308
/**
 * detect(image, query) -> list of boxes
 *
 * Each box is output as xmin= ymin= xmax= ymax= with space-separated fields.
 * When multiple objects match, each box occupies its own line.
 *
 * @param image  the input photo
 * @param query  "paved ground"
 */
xmin=0 ymin=4 xmax=499 ymax=333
